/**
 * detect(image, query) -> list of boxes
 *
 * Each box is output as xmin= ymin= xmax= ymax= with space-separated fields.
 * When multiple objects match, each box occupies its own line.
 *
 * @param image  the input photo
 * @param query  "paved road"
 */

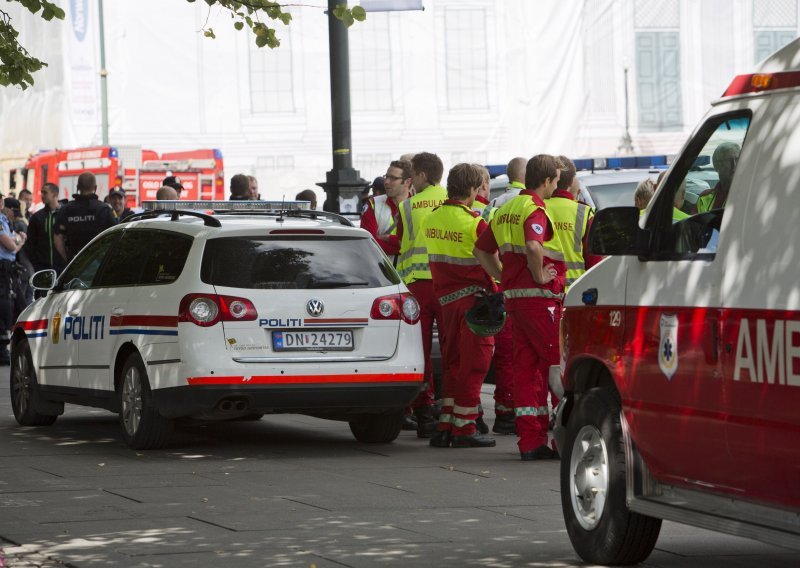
xmin=0 ymin=377 xmax=794 ymax=567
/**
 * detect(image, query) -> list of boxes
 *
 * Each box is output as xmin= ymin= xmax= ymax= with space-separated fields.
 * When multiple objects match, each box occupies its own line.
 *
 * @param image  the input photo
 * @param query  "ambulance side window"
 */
xmin=58 ymin=233 xmax=122 ymax=291
xmin=650 ymin=112 xmax=751 ymax=259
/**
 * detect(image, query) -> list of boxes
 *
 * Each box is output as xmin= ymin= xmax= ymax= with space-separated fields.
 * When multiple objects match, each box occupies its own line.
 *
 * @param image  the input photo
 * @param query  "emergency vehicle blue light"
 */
xmin=486 ymin=165 xmax=506 ymax=178
xmin=213 ymin=148 xmax=223 ymax=159
xmin=573 ymin=159 xmax=594 ymax=171
xmin=109 ymin=147 xmax=118 ymax=158
xmin=693 ymin=156 xmax=711 ymax=168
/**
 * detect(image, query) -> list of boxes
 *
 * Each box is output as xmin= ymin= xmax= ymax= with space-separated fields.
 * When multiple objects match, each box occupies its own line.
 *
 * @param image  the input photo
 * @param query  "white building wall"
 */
xmin=0 ymin=0 xmax=797 ymax=199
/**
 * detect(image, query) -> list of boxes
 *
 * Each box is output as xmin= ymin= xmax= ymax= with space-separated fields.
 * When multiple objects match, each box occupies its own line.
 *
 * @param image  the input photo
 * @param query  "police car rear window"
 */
xmin=200 ymin=236 xmax=400 ymax=289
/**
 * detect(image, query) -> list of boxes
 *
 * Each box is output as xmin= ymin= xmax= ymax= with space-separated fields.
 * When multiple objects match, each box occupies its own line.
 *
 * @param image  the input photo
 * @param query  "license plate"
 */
xmin=272 ymin=330 xmax=354 ymax=351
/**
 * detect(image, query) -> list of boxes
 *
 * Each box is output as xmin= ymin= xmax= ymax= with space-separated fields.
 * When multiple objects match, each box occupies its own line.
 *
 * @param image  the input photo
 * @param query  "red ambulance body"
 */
xmin=552 ymin=40 xmax=800 ymax=564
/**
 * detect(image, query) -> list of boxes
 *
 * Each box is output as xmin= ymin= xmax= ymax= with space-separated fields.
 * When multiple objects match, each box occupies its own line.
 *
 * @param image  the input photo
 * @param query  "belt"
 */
xmin=503 ymin=288 xmax=564 ymax=301
xmin=438 ymin=285 xmax=486 ymax=306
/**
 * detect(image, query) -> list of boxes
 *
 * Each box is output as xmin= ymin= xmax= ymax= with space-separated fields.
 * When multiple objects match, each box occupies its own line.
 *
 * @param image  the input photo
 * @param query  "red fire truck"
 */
xmin=22 ymin=146 xmax=224 ymax=209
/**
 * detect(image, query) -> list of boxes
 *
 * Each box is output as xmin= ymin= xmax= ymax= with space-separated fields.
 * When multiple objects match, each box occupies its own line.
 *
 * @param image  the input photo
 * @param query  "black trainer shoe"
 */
xmin=475 ymin=415 xmax=490 ymax=434
xmin=401 ymin=414 xmax=418 ymax=431
xmin=520 ymin=444 xmax=558 ymax=461
xmin=429 ymin=430 xmax=452 ymax=448
xmin=451 ymin=432 xmax=497 ymax=448
xmin=492 ymin=413 xmax=516 ymax=435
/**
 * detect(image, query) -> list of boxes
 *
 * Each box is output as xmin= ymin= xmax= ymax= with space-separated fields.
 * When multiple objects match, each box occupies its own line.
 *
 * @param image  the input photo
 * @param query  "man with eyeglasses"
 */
xmin=360 ymin=160 xmax=411 ymax=265
xmin=695 ymin=142 xmax=741 ymax=213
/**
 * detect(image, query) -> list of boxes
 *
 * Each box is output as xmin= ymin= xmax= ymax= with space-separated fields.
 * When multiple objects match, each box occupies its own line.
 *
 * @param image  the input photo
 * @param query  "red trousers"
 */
xmin=437 ymin=296 xmax=494 ymax=436
xmin=408 ymin=279 xmax=445 ymax=409
xmin=510 ymin=301 xmax=561 ymax=452
xmin=492 ymin=317 xmax=514 ymax=415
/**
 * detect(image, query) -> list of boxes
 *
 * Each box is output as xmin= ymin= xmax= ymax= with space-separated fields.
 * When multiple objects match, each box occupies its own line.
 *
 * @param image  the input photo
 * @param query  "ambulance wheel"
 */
xmin=560 ymin=387 xmax=661 ymax=565
xmin=10 ymin=341 xmax=58 ymax=426
xmin=349 ymin=410 xmax=403 ymax=443
xmin=119 ymin=352 xmax=173 ymax=450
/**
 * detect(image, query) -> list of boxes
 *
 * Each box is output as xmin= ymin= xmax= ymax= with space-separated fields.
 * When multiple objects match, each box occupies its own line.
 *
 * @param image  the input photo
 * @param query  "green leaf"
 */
xmin=255 ymin=34 xmax=268 ymax=48
xmin=203 ymin=28 xmax=216 ymax=39
xmin=279 ymin=12 xmax=292 ymax=25
xmin=332 ymin=3 xmax=348 ymax=20
xmin=351 ymin=6 xmax=367 ymax=22
xmin=234 ymin=21 xmax=244 ymax=30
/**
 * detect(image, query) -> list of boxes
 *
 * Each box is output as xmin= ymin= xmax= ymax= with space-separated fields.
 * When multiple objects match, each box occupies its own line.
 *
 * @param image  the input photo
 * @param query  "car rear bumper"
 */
xmin=151 ymin=381 xmax=423 ymax=419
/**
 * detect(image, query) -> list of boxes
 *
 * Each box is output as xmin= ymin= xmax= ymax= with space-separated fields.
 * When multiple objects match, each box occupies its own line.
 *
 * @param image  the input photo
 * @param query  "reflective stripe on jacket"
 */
xmin=546 ymin=196 xmax=591 ymax=291
xmin=396 ymin=185 xmax=448 ymax=284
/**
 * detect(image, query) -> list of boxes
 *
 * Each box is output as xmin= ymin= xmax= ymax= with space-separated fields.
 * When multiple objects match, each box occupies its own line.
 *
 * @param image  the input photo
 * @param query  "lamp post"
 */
xmin=317 ymin=0 xmax=368 ymax=213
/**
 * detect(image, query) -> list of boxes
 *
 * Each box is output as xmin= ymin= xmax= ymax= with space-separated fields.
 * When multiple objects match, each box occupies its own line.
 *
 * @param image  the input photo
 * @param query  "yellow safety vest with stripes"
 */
xmin=424 ymin=202 xmax=486 ymax=304
xmin=545 ymin=196 xmax=591 ymax=291
xmin=696 ymin=189 xmax=726 ymax=213
xmin=396 ymin=184 xmax=448 ymax=284
xmin=491 ymin=193 xmax=565 ymax=301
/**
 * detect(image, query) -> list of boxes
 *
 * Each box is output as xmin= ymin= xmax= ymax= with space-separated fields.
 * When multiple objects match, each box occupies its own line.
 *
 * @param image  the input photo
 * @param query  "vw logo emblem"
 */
xmin=306 ymin=298 xmax=324 ymax=317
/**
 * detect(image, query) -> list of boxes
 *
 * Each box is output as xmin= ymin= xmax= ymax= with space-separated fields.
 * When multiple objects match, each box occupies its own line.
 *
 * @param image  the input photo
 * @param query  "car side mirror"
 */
xmin=587 ymin=207 xmax=649 ymax=256
xmin=30 ymin=269 xmax=57 ymax=291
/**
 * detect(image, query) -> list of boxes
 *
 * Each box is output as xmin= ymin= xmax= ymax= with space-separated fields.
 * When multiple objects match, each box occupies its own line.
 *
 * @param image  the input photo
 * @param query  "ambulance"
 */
xmin=552 ymin=40 xmax=800 ymax=563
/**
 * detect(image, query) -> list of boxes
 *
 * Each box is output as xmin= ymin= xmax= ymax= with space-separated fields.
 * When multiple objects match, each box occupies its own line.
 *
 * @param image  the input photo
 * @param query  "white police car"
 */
xmin=10 ymin=201 xmax=424 ymax=449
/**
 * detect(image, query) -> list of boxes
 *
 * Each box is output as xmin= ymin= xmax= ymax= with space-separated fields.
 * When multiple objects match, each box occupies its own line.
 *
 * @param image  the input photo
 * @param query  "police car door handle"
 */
xmin=111 ymin=307 xmax=124 ymax=316
xmin=68 ymin=308 xmax=79 ymax=317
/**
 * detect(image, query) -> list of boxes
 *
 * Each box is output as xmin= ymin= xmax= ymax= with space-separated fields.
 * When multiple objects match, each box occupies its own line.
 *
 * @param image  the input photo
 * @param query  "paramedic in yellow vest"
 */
xmin=487 ymin=157 xmax=527 ymax=214
xmin=474 ymin=154 xmax=566 ymax=461
xmin=360 ymin=160 xmax=411 ymax=264
xmin=426 ymin=163 xmax=498 ymax=449
xmin=695 ymin=142 xmax=740 ymax=213
xmin=546 ymin=156 xmax=599 ymax=290
xmin=395 ymin=152 xmax=449 ymax=438
xmin=656 ymin=169 xmax=690 ymax=222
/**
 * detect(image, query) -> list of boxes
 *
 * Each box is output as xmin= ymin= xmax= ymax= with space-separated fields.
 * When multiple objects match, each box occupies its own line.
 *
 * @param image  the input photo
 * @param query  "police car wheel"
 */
xmin=10 ymin=341 xmax=58 ymax=427
xmin=560 ymin=387 xmax=661 ymax=565
xmin=118 ymin=352 xmax=173 ymax=450
xmin=348 ymin=410 xmax=403 ymax=443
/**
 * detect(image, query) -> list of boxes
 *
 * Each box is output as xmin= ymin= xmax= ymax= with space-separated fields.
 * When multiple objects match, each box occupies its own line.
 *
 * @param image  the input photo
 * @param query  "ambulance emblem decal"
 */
xmin=658 ymin=314 xmax=678 ymax=380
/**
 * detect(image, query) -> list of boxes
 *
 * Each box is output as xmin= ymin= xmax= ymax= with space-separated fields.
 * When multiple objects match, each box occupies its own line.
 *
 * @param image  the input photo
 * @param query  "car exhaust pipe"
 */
xmin=218 ymin=400 xmax=235 ymax=412
xmin=233 ymin=400 xmax=247 ymax=412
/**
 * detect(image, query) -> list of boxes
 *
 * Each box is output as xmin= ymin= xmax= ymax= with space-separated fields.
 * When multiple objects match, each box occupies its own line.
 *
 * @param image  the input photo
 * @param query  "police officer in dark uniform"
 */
xmin=53 ymin=172 xmax=115 ymax=262
xmin=0 ymin=207 xmax=26 ymax=365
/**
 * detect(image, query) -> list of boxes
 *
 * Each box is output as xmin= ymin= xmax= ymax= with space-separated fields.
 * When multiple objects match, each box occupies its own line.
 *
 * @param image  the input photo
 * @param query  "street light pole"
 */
xmin=317 ymin=0 xmax=368 ymax=213
xmin=98 ymin=0 xmax=109 ymax=145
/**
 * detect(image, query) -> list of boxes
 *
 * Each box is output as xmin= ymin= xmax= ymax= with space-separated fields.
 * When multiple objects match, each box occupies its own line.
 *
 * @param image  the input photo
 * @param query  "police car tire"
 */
xmin=560 ymin=387 xmax=662 ymax=565
xmin=10 ymin=341 xmax=58 ymax=427
xmin=118 ymin=352 xmax=173 ymax=450
xmin=348 ymin=410 xmax=403 ymax=443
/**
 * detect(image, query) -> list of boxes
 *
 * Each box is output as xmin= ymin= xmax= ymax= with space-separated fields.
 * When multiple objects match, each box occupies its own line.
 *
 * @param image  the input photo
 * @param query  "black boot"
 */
xmin=415 ymin=406 xmax=436 ymax=438
xmin=452 ymin=432 xmax=496 ymax=448
xmin=520 ymin=444 xmax=559 ymax=460
xmin=429 ymin=430 xmax=452 ymax=448
xmin=492 ymin=412 xmax=516 ymax=435
xmin=475 ymin=414 xmax=490 ymax=434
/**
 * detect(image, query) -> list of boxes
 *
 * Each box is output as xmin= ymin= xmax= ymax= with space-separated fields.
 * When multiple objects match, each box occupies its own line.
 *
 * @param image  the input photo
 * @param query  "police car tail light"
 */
xmin=180 ymin=294 xmax=220 ymax=327
xmin=370 ymin=293 xmax=420 ymax=325
xmin=218 ymin=295 xmax=257 ymax=321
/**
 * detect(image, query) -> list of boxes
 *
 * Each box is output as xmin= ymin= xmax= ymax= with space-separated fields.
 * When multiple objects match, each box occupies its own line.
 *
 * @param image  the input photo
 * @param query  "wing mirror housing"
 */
xmin=587 ymin=207 xmax=650 ymax=257
xmin=30 ymin=269 xmax=57 ymax=291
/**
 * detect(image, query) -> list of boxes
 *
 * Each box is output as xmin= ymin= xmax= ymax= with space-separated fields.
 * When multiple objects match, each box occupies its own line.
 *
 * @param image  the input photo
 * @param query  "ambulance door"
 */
xmin=623 ymin=110 xmax=752 ymax=491
xmin=44 ymin=232 xmax=122 ymax=391
xmin=719 ymin=93 xmax=800 ymax=509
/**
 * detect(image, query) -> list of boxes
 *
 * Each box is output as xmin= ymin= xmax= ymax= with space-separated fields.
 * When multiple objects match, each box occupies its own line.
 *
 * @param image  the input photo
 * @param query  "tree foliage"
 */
xmin=0 ymin=0 xmax=64 ymax=89
xmin=0 ymin=0 xmax=366 ymax=89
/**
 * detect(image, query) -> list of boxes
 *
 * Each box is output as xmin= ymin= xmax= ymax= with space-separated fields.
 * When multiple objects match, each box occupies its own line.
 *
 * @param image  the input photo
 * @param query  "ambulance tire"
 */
xmin=560 ymin=387 xmax=662 ymax=565
xmin=348 ymin=409 xmax=403 ymax=443
xmin=119 ymin=352 xmax=173 ymax=450
xmin=10 ymin=341 xmax=59 ymax=427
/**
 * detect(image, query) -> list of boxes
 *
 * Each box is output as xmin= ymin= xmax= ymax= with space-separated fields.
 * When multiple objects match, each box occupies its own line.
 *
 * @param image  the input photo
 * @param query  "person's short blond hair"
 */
xmin=634 ymin=178 xmax=655 ymax=209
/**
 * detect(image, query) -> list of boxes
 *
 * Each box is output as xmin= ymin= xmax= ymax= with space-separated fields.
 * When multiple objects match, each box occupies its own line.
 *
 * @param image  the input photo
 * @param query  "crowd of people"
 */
xmin=2 ymin=154 xmax=598 ymax=462
xmin=359 ymin=152 xmax=600 ymax=460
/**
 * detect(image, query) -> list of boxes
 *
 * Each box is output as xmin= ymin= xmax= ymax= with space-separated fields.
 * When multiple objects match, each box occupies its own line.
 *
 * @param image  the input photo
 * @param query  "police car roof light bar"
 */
xmin=142 ymin=200 xmax=311 ymax=212
xmin=221 ymin=208 xmax=355 ymax=227
xmin=122 ymin=209 xmax=222 ymax=227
